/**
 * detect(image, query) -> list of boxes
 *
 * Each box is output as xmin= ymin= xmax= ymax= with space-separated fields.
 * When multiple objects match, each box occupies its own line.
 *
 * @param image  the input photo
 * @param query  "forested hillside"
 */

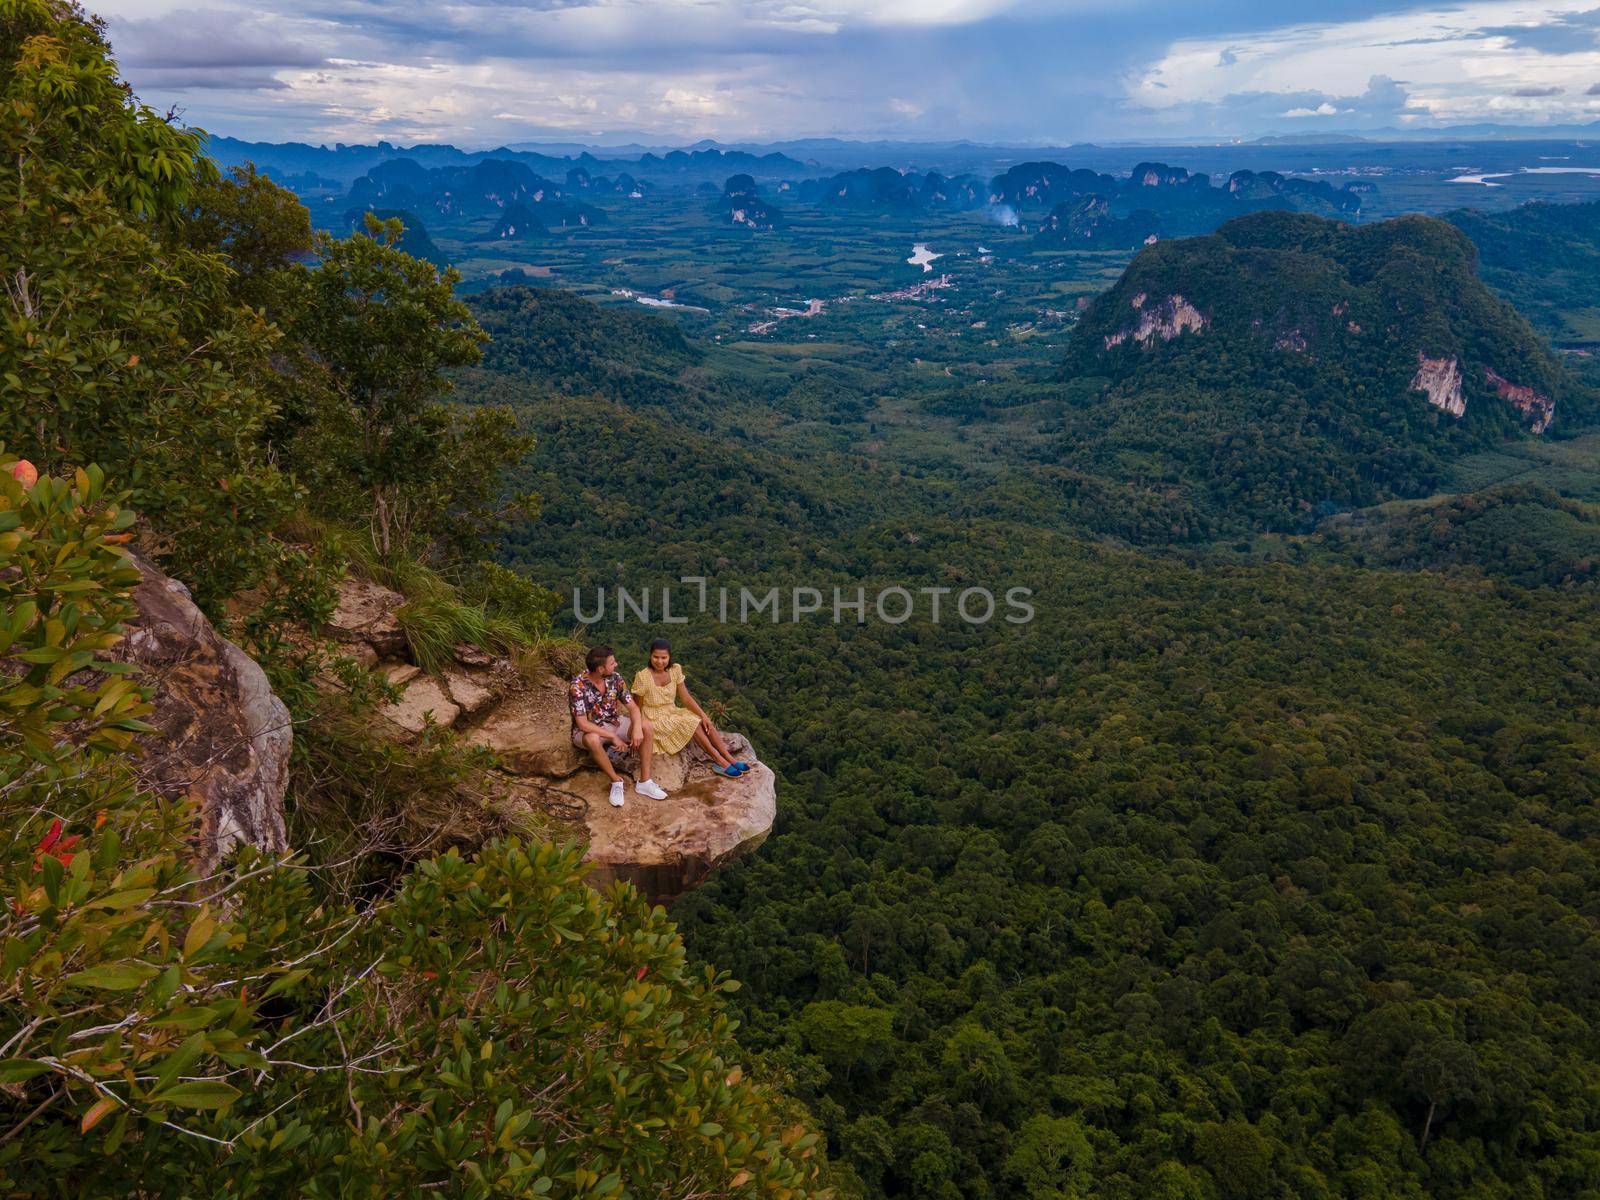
xmin=1316 ymin=483 xmax=1600 ymax=586
xmin=469 ymin=253 xmax=1600 ymax=1200
xmin=1055 ymin=211 xmax=1596 ymax=536
xmin=1449 ymin=201 xmax=1600 ymax=338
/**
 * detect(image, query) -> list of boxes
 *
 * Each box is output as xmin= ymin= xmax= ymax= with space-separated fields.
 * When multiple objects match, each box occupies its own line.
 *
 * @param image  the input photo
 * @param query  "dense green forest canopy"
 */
xmin=1448 ymin=201 xmax=1600 ymax=339
xmin=466 ymin=230 xmax=1600 ymax=1198
xmin=1315 ymin=483 xmax=1600 ymax=587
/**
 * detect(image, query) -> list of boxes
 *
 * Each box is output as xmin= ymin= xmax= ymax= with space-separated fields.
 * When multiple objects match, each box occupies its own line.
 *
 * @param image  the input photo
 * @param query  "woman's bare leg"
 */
xmin=638 ymin=719 xmax=655 ymax=782
xmin=693 ymin=723 xmax=734 ymax=768
xmin=702 ymin=718 xmax=737 ymax=762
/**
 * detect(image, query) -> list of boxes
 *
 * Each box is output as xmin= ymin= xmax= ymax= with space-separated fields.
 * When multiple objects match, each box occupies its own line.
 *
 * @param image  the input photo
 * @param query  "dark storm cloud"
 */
xmin=1168 ymin=74 xmax=1420 ymax=134
xmin=1481 ymin=7 xmax=1600 ymax=54
xmin=113 ymin=9 xmax=328 ymax=69
xmin=137 ymin=67 xmax=291 ymax=89
xmin=287 ymin=0 xmax=851 ymax=66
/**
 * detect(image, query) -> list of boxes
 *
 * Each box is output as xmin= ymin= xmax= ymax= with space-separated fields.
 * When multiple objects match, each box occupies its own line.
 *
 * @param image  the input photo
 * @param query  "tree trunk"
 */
xmin=373 ymin=485 xmax=392 ymax=557
xmin=1418 ymin=1099 xmax=1436 ymax=1154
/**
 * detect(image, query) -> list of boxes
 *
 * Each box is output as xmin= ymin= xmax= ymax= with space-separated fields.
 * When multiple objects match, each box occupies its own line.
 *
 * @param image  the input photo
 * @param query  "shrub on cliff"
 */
xmin=0 ymin=457 xmax=827 ymax=1195
xmin=0 ymin=452 xmax=268 ymax=1178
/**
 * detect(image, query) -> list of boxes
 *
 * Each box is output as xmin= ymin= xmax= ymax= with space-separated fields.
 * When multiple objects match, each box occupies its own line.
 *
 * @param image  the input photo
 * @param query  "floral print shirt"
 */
xmin=569 ymin=672 xmax=632 ymax=727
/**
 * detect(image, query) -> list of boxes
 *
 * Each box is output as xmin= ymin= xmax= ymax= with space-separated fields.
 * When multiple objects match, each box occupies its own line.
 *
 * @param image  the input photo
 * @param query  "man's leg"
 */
xmin=581 ymin=732 xmax=621 ymax=782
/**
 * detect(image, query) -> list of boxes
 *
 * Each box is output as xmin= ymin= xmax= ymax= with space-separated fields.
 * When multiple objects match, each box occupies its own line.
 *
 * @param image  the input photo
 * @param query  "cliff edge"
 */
xmin=324 ymin=576 xmax=775 ymax=901
xmin=116 ymin=563 xmax=773 ymax=900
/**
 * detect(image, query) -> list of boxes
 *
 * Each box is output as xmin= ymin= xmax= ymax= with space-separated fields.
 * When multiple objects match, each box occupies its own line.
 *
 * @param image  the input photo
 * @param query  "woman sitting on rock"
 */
xmin=632 ymin=638 xmax=751 ymax=778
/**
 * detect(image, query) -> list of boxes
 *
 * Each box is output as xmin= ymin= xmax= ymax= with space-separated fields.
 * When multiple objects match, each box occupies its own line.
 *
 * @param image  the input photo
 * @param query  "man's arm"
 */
xmin=625 ymin=696 xmax=644 ymax=747
xmin=573 ymin=711 xmax=613 ymax=738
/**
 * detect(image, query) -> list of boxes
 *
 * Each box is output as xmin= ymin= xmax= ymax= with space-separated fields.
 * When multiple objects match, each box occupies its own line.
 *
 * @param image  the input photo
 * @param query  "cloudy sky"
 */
xmin=90 ymin=0 xmax=1600 ymax=145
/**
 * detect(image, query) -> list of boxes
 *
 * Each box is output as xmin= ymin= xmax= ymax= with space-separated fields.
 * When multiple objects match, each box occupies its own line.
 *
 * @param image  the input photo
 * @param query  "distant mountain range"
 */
xmin=203 ymin=135 xmax=811 ymax=189
xmin=244 ymin=128 xmax=1383 ymax=246
xmin=208 ymin=128 xmax=1600 ymax=198
xmin=772 ymin=160 xmax=1370 ymax=231
xmin=346 ymin=158 xmax=606 ymax=227
xmin=995 ymin=161 xmax=1368 ymax=237
xmin=208 ymin=133 xmax=1600 ymax=227
xmin=789 ymin=166 xmax=985 ymax=210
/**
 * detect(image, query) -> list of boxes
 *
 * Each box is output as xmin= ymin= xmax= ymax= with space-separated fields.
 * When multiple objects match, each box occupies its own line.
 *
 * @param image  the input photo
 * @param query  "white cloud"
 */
xmin=658 ymin=87 xmax=730 ymax=116
xmin=92 ymin=0 xmax=1074 ymax=141
xmin=1129 ymin=2 xmax=1600 ymax=126
xmin=82 ymin=0 xmax=1600 ymax=144
xmin=744 ymin=0 xmax=1034 ymax=27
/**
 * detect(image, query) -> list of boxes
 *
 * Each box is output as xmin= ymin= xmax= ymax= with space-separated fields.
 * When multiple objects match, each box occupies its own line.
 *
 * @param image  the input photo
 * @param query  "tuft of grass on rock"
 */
xmin=397 ymin=592 xmax=527 ymax=675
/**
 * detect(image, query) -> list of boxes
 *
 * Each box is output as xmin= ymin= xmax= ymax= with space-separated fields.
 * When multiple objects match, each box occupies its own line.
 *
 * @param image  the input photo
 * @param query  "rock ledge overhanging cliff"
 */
xmin=116 ymin=564 xmax=775 ymax=900
xmin=322 ymin=575 xmax=775 ymax=901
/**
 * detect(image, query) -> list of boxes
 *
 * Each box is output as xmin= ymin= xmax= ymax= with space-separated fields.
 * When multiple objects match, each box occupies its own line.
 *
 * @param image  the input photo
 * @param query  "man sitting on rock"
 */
xmin=570 ymin=645 xmax=668 ymax=807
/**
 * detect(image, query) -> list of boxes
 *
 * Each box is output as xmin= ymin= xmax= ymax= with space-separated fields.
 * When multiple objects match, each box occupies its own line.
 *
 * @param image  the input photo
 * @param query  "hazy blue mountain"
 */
xmin=1034 ymin=194 xmax=1163 ymax=249
xmin=793 ymin=166 xmax=986 ymax=210
xmin=635 ymin=147 xmax=808 ymax=176
xmin=345 ymin=158 xmax=605 ymax=227
xmin=990 ymin=160 xmax=1369 ymax=236
xmin=484 ymin=203 xmax=546 ymax=241
xmin=715 ymin=174 xmax=785 ymax=229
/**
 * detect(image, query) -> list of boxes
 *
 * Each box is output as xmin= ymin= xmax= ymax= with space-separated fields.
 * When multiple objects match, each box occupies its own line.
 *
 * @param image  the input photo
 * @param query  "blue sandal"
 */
xmin=731 ymin=761 xmax=751 ymax=774
xmin=713 ymin=764 xmax=738 ymax=778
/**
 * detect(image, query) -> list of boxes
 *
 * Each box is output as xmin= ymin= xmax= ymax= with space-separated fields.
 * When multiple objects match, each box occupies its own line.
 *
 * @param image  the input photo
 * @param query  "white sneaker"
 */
xmin=636 ymin=779 xmax=668 ymax=801
xmin=608 ymin=781 xmax=625 ymax=807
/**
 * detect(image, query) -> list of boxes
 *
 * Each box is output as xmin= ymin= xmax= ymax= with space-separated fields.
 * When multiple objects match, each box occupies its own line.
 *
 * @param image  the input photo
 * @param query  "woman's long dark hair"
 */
xmin=647 ymin=637 xmax=673 ymax=668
